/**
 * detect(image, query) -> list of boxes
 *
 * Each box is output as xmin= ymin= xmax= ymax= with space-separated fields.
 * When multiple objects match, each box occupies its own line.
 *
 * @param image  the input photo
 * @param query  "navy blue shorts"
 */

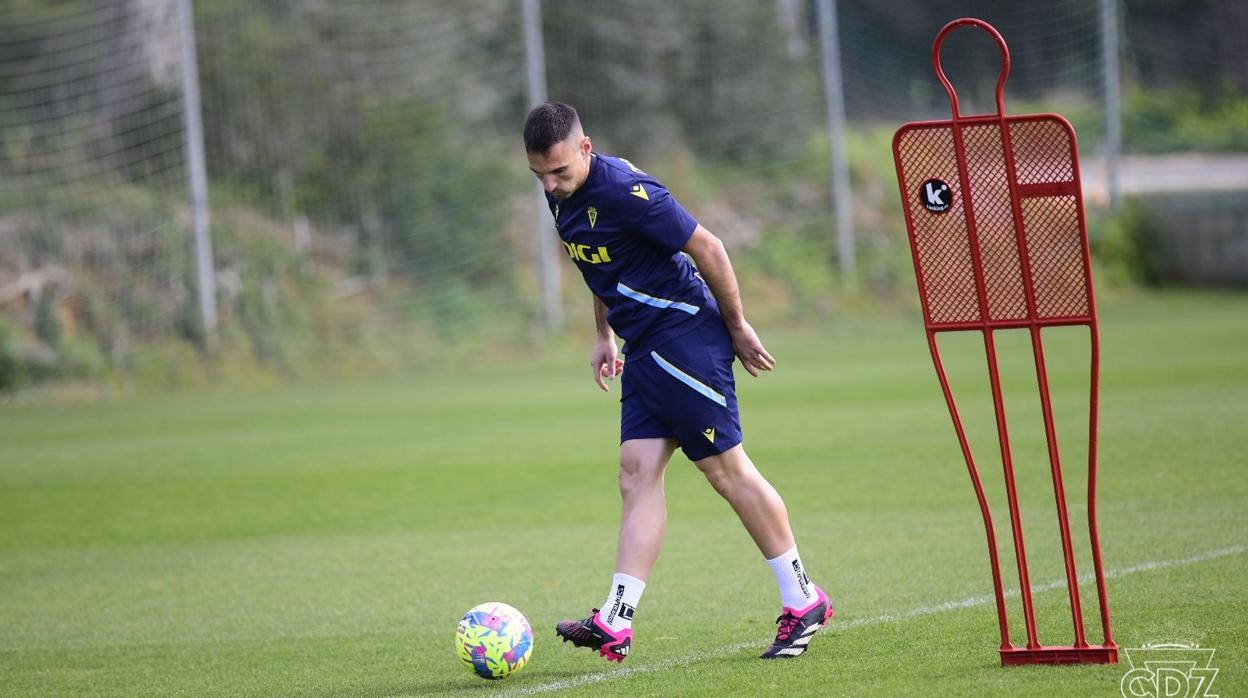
xmin=620 ymin=319 xmax=742 ymax=462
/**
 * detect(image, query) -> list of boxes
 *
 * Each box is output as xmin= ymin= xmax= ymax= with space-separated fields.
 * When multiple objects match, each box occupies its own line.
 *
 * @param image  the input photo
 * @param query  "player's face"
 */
xmin=528 ymin=134 xmax=592 ymax=200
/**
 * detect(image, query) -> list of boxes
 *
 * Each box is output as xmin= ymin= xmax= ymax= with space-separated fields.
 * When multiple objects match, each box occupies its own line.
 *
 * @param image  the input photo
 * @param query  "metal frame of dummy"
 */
xmin=891 ymin=18 xmax=1117 ymax=665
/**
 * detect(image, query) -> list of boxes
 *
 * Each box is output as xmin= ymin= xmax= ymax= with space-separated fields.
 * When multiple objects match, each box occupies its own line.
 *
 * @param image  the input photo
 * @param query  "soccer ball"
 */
xmin=455 ymin=602 xmax=533 ymax=679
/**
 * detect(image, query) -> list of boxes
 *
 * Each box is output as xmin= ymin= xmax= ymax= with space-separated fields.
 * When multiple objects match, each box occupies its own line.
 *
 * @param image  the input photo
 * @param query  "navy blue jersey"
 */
xmin=547 ymin=153 xmax=718 ymax=353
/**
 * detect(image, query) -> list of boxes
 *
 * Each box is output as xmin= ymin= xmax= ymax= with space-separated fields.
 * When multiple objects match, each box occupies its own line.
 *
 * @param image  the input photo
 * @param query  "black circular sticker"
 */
xmin=920 ymin=178 xmax=952 ymax=213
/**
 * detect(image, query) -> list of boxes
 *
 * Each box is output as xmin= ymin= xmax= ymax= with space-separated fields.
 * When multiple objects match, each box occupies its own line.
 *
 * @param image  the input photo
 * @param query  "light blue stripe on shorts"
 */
xmin=650 ymin=351 xmax=727 ymax=407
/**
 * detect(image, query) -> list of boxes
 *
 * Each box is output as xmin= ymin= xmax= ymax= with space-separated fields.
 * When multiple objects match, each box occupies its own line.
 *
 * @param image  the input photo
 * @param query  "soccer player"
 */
xmin=524 ymin=102 xmax=833 ymax=661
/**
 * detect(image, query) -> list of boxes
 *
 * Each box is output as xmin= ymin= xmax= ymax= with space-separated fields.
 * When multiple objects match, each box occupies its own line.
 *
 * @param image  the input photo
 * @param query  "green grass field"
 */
xmin=2 ymin=291 xmax=1245 ymax=696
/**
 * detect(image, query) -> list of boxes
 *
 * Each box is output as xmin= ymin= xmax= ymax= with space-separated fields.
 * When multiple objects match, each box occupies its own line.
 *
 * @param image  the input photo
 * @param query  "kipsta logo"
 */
xmin=920 ymin=178 xmax=952 ymax=213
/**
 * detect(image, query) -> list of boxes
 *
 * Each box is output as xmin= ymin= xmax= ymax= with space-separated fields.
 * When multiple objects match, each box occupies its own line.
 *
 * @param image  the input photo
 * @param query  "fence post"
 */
xmin=817 ymin=0 xmax=855 ymax=282
xmin=522 ymin=0 xmax=563 ymax=331
xmin=177 ymin=0 xmax=217 ymax=343
xmin=1101 ymin=0 xmax=1121 ymax=211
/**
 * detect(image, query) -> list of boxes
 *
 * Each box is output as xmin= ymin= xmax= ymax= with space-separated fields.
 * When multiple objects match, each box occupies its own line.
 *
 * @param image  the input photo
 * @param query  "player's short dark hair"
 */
xmin=524 ymin=102 xmax=580 ymax=154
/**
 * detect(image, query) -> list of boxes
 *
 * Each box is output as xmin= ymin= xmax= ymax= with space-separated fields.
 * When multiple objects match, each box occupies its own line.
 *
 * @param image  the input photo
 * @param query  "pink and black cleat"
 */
xmin=555 ymin=609 xmax=632 ymax=663
xmin=759 ymin=586 xmax=836 ymax=659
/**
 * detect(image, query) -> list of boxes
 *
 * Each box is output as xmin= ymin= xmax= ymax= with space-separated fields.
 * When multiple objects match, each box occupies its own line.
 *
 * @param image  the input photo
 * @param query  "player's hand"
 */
xmin=591 ymin=339 xmax=624 ymax=392
xmin=728 ymin=321 xmax=775 ymax=377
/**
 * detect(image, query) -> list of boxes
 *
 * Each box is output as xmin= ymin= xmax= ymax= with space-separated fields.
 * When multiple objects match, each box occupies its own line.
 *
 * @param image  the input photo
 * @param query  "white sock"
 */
xmin=767 ymin=546 xmax=817 ymax=609
xmin=599 ymin=572 xmax=645 ymax=633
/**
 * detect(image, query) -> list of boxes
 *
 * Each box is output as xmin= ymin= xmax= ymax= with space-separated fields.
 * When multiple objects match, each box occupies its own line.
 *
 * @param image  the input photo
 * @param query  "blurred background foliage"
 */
xmin=0 ymin=0 xmax=1245 ymax=393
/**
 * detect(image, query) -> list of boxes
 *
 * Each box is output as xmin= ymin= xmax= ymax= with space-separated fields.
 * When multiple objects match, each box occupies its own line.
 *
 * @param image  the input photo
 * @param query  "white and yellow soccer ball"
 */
xmin=455 ymin=602 xmax=533 ymax=679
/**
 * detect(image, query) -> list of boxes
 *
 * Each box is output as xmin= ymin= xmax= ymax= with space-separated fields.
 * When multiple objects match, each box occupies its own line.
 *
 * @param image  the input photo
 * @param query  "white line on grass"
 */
xmin=498 ymin=545 xmax=1246 ymax=697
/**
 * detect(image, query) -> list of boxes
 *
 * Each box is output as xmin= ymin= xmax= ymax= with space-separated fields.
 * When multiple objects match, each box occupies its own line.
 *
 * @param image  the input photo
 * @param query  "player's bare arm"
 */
xmin=591 ymin=294 xmax=622 ymax=391
xmin=681 ymin=225 xmax=776 ymax=377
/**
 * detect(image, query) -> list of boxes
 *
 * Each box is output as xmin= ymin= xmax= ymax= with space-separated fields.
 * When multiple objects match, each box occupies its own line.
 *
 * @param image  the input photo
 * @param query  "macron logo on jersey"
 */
xmin=629 ymin=184 xmax=649 ymax=200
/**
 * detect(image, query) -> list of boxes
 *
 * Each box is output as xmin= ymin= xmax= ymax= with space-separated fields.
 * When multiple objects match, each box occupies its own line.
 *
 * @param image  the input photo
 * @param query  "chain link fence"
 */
xmin=1 ymin=0 xmax=1244 ymax=390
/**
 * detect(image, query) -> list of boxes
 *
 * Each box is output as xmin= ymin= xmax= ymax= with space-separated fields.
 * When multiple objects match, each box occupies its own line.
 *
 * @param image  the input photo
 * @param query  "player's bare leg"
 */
xmin=615 ymin=437 xmax=678 ymax=578
xmin=693 ymin=444 xmax=793 ymax=557
xmin=556 ymin=437 xmax=676 ymax=662
xmin=694 ymin=444 xmax=835 ymax=658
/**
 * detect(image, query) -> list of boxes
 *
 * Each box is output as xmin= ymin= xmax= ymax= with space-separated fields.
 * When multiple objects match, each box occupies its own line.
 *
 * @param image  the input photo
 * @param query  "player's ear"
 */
xmin=580 ymin=135 xmax=592 ymax=156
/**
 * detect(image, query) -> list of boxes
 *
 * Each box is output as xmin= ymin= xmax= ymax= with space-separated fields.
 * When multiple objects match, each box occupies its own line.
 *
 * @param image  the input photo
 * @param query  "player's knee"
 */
xmin=697 ymin=466 xmax=732 ymax=497
xmin=618 ymin=453 xmax=663 ymax=494
xmin=695 ymin=447 xmax=755 ymax=496
xmin=696 ymin=456 xmax=743 ymax=495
